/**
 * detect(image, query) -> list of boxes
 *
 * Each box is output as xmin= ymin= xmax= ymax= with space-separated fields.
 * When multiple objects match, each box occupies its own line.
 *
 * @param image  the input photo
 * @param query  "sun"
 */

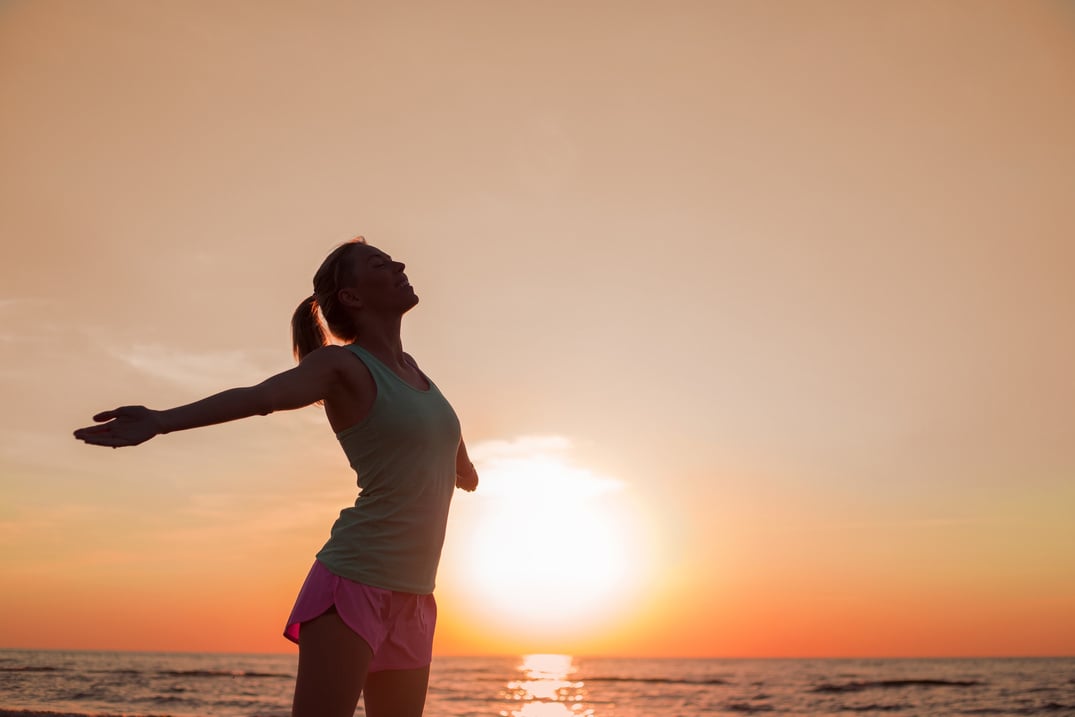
xmin=445 ymin=437 xmax=649 ymax=639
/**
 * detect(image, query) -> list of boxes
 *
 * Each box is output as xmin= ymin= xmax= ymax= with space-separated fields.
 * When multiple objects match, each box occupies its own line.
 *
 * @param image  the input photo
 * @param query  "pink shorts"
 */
xmin=283 ymin=560 xmax=436 ymax=672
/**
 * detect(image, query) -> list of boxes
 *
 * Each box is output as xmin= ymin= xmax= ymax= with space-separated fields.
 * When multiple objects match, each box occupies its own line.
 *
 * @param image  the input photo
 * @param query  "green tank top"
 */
xmin=315 ymin=343 xmax=461 ymax=594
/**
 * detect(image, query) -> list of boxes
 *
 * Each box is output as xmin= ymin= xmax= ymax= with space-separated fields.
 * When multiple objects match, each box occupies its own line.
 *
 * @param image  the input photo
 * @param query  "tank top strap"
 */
xmin=343 ymin=343 xmax=433 ymax=394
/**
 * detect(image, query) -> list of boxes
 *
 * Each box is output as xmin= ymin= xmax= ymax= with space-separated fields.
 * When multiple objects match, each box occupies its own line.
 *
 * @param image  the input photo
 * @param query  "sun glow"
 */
xmin=450 ymin=437 xmax=648 ymax=637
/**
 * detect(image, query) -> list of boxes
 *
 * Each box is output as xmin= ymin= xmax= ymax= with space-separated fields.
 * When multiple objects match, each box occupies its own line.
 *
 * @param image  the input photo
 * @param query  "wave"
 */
xmin=0 ymin=667 xmax=65 ymax=673
xmin=580 ymin=675 xmax=729 ymax=686
xmin=2 ymin=664 xmax=290 ymax=680
xmin=958 ymin=705 xmax=1075 ymax=715
xmin=836 ymin=705 xmax=910 ymax=712
xmin=723 ymin=702 xmax=774 ymax=713
xmin=810 ymin=679 xmax=983 ymax=693
xmin=0 ymin=711 xmax=169 ymax=717
xmin=156 ymin=669 xmax=291 ymax=679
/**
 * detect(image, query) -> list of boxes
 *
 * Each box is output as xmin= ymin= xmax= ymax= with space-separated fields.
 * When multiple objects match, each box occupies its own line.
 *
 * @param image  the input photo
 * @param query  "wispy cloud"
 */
xmin=108 ymin=343 xmax=282 ymax=392
xmin=468 ymin=435 xmax=624 ymax=500
xmin=468 ymin=435 xmax=572 ymax=461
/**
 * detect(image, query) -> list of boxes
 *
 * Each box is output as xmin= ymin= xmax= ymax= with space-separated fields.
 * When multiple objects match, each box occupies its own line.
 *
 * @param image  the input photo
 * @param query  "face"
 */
xmin=340 ymin=244 xmax=419 ymax=313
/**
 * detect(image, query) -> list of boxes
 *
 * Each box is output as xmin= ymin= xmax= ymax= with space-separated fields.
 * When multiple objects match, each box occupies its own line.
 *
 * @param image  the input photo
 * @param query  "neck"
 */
xmin=354 ymin=315 xmax=405 ymax=361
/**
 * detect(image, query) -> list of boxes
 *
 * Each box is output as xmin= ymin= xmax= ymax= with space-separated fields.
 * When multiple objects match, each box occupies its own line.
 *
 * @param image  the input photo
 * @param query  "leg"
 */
xmin=362 ymin=665 xmax=431 ymax=717
xmin=292 ymin=608 xmax=374 ymax=717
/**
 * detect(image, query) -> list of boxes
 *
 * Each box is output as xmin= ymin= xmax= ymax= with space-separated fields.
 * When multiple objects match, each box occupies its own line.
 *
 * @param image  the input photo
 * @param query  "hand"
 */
xmin=455 ymin=464 xmax=479 ymax=492
xmin=73 ymin=405 xmax=164 ymax=448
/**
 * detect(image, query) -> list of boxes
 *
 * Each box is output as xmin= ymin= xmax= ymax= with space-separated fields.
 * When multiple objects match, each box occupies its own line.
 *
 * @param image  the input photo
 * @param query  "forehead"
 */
xmin=351 ymin=243 xmax=390 ymax=261
xmin=343 ymin=245 xmax=391 ymax=274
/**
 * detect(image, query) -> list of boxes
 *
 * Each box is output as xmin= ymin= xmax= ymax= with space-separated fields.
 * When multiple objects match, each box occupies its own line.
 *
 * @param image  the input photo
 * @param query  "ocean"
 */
xmin=0 ymin=650 xmax=1072 ymax=716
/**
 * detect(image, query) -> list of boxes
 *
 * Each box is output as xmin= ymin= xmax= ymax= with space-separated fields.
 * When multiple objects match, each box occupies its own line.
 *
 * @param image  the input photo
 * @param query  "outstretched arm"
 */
xmin=74 ymin=346 xmax=347 ymax=448
xmin=455 ymin=436 xmax=479 ymax=491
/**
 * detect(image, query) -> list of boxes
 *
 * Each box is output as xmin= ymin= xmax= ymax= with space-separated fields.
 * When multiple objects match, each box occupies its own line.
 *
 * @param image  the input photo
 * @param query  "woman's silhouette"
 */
xmin=74 ymin=237 xmax=479 ymax=717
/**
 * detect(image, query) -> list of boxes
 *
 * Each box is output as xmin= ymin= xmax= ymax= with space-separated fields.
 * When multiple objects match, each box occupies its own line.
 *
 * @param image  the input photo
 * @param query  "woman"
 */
xmin=73 ymin=237 xmax=479 ymax=717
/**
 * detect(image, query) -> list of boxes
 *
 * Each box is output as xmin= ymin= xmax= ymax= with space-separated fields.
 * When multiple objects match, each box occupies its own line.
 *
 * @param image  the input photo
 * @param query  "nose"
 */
xmin=393 ymin=260 xmax=406 ymax=272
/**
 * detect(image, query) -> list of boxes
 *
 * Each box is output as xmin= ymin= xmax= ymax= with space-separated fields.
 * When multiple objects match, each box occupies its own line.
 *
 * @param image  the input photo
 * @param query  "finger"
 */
xmin=95 ymin=406 xmax=142 ymax=422
xmin=74 ymin=425 xmax=113 ymax=438
xmin=74 ymin=425 xmax=123 ymax=442
xmin=77 ymin=433 xmax=127 ymax=447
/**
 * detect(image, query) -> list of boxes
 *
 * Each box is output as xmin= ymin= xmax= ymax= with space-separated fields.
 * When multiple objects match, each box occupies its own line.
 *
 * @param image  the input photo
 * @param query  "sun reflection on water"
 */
xmin=500 ymin=654 xmax=593 ymax=717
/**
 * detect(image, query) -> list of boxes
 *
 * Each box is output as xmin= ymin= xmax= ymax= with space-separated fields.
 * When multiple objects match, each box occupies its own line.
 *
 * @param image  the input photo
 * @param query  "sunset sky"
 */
xmin=1 ymin=1 xmax=1073 ymax=658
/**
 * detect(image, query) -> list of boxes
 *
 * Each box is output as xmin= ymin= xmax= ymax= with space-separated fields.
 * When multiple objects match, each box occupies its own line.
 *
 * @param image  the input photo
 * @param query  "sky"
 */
xmin=1 ymin=0 xmax=1073 ymax=658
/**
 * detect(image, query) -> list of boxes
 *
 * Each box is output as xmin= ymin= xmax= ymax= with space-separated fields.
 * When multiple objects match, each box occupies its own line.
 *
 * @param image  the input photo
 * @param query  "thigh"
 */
xmin=292 ymin=608 xmax=374 ymax=717
xmin=362 ymin=665 xmax=431 ymax=717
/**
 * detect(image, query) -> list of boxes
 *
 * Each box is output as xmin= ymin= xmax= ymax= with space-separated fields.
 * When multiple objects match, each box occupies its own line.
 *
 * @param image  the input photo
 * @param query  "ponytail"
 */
xmin=291 ymin=295 xmax=327 ymax=361
xmin=291 ymin=237 xmax=366 ymax=362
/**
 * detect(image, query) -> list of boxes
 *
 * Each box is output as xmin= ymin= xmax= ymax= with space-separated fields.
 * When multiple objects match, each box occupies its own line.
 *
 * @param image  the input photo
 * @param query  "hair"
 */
xmin=290 ymin=236 xmax=367 ymax=361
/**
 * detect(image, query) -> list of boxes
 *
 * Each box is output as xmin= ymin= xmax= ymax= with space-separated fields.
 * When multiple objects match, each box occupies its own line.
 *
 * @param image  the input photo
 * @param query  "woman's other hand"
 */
xmin=456 ymin=463 xmax=479 ymax=492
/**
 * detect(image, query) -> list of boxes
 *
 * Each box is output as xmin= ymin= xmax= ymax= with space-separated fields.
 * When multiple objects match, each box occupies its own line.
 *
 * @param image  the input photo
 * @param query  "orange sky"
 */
xmin=1 ymin=1 xmax=1073 ymax=658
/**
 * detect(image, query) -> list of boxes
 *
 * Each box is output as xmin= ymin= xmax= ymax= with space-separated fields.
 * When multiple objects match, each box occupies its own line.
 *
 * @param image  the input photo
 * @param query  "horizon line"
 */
xmin=2 ymin=646 xmax=1072 ymax=660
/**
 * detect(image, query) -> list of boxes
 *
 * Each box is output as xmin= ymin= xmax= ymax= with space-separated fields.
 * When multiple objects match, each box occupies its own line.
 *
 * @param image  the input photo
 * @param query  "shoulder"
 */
xmin=299 ymin=343 xmax=355 ymax=370
xmin=313 ymin=344 xmax=374 ymax=392
xmin=296 ymin=344 xmax=368 ymax=386
xmin=316 ymin=346 xmax=376 ymax=424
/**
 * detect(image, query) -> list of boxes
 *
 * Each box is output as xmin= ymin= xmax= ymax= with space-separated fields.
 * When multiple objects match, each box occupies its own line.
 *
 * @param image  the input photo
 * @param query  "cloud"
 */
xmin=467 ymin=435 xmax=624 ymax=501
xmin=108 ymin=343 xmax=281 ymax=392
xmin=468 ymin=435 xmax=572 ymax=462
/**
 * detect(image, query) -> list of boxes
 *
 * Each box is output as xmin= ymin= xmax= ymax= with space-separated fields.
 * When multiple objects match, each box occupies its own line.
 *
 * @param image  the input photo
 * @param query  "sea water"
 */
xmin=1 ymin=649 xmax=1072 ymax=716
